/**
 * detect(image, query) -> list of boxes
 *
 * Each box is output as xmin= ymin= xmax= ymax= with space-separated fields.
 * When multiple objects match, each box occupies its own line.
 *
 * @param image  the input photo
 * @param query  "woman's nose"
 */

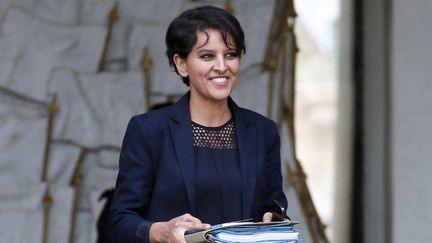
xmin=213 ymin=56 xmax=227 ymax=72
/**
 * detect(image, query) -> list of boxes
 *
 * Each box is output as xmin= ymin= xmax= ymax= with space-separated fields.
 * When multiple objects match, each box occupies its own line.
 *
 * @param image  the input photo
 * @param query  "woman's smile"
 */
xmin=210 ymin=77 xmax=228 ymax=84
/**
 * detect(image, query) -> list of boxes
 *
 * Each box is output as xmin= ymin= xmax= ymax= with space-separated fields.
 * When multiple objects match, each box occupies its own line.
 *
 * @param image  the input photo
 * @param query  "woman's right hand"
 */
xmin=148 ymin=213 xmax=211 ymax=243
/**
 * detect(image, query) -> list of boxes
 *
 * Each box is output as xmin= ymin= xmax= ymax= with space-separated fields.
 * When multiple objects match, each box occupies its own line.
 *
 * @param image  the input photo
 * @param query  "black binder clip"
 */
xmin=272 ymin=200 xmax=290 ymax=221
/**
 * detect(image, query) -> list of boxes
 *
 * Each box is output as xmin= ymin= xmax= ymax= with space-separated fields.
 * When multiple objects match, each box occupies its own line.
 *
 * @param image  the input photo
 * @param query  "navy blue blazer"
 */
xmin=107 ymin=92 xmax=287 ymax=243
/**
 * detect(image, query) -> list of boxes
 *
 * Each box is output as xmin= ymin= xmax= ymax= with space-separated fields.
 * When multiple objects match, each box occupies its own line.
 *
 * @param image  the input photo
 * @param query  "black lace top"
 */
xmin=192 ymin=118 xmax=243 ymax=225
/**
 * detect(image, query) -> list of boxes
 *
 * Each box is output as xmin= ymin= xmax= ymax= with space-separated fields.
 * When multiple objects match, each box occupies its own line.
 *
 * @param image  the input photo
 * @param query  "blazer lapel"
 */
xmin=169 ymin=94 xmax=258 ymax=219
xmin=230 ymin=98 xmax=257 ymax=219
xmin=169 ymin=93 xmax=198 ymax=216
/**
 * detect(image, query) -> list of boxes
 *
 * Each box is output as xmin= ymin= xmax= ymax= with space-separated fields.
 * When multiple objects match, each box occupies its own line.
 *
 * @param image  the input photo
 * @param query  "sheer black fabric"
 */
xmin=192 ymin=119 xmax=243 ymax=225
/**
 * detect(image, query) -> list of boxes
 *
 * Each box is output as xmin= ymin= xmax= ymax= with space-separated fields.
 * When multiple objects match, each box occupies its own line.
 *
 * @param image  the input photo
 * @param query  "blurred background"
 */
xmin=0 ymin=0 xmax=431 ymax=243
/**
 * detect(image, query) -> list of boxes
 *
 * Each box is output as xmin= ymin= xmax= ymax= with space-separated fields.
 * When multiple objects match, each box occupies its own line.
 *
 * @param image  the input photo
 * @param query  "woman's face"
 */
xmin=174 ymin=29 xmax=240 ymax=104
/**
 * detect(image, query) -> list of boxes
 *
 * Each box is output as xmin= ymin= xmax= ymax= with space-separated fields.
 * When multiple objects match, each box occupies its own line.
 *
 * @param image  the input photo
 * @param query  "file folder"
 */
xmin=185 ymin=220 xmax=299 ymax=243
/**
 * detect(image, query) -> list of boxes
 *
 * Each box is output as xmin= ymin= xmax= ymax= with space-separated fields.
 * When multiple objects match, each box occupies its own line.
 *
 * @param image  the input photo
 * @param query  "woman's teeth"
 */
xmin=212 ymin=77 xmax=227 ymax=83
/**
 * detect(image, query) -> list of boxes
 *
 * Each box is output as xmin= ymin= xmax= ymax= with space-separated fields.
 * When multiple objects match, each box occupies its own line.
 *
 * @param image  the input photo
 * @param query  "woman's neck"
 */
xmin=189 ymin=97 xmax=231 ymax=127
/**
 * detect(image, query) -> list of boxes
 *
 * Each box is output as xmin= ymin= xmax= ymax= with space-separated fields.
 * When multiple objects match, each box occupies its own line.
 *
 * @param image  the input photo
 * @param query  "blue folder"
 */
xmin=185 ymin=220 xmax=299 ymax=243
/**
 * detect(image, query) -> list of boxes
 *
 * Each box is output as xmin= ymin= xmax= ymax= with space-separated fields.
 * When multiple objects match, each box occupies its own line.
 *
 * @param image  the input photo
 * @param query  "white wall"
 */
xmin=333 ymin=0 xmax=353 ymax=241
xmin=362 ymin=0 xmax=432 ymax=242
xmin=391 ymin=0 xmax=432 ymax=242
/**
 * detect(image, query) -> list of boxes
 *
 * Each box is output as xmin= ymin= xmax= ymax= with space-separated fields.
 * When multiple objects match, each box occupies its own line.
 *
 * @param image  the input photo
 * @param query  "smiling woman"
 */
xmin=174 ymin=29 xmax=240 ymax=125
xmin=107 ymin=5 xmax=289 ymax=243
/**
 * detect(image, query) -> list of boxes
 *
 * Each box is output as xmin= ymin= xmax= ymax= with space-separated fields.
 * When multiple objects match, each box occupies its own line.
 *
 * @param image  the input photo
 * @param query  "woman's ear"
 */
xmin=173 ymin=54 xmax=188 ymax=77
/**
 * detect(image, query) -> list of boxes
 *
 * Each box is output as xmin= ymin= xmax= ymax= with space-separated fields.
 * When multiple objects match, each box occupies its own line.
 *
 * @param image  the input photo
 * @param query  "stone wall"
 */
xmin=0 ymin=1 xmax=316 ymax=242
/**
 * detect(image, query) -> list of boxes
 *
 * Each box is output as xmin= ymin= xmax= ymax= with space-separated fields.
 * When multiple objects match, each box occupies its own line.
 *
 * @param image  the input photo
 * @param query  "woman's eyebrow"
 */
xmin=196 ymin=49 xmax=214 ymax=53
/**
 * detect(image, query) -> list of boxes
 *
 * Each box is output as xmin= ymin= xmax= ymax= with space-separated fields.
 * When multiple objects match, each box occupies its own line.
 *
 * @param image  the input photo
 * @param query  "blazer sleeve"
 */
xmin=107 ymin=116 xmax=155 ymax=243
xmin=263 ymin=122 xmax=288 ymax=216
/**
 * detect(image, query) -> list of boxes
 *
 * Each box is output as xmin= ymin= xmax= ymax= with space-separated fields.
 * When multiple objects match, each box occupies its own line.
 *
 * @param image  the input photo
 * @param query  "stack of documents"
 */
xmin=185 ymin=221 xmax=299 ymax=243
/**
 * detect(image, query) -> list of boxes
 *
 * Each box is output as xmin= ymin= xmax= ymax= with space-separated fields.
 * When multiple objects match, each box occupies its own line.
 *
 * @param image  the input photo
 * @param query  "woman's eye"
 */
xmin=225 ymin=52 xmax=238 ymax=58
xmin=200 ymin=54 xmax=213 ymax=60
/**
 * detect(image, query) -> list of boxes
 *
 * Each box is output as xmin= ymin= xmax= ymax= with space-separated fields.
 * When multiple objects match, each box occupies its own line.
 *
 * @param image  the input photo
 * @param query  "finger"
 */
xmin=180 ymin=213 xmax=202 ymax=224
xmin=262 ymin=212 xmax=273 ymax=222
xmin=185 ymin=222 xmax=211 ymax=231
xmin=173 ymin=219 xmax=210 ymax=231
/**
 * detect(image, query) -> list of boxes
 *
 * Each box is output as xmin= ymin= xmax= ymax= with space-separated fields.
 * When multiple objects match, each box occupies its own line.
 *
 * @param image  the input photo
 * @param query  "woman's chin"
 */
xmin=209 ymin=90 xmax=232 ymax=101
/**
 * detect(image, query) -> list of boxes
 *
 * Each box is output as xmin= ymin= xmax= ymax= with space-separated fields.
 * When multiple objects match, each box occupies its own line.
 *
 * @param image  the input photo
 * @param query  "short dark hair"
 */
xmin=165 ymin=5 xmax=246 ymax=86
